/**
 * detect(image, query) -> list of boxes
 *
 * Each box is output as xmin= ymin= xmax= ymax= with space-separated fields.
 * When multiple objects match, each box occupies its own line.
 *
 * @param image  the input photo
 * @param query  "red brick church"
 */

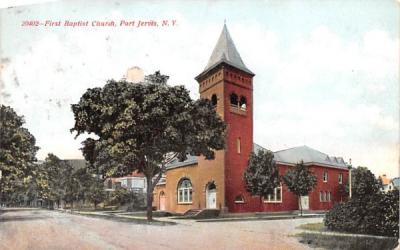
xmin=153 ymin=24 xmax=349 ymax=214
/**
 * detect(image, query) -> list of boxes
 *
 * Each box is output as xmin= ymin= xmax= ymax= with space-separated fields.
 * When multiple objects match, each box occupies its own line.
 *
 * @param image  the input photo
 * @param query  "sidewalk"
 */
xmin=196 ymin=213 xmax=324 ymax=222
xmin=54 ymin=207 xmax=324 ymax=224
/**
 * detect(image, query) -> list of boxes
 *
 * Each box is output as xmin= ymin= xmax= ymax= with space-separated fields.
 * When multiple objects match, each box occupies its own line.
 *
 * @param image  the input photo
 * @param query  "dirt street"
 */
xmin=0 ymin=208 xmax=319 ymax=250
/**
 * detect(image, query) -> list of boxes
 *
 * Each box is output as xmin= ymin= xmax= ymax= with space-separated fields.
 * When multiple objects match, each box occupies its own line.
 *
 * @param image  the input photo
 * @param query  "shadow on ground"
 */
xmin=0 ymin=215 xmax=49 ymax=222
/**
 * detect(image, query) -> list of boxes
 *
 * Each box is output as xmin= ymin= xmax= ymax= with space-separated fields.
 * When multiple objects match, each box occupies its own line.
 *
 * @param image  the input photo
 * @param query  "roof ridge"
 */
xmin=273 ymin=145 xmax=309 ymax=153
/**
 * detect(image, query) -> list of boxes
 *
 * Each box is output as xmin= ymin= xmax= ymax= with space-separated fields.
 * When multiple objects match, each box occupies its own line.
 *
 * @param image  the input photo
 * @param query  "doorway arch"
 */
xmin=159 ymin=191 xmax=166 ymax=211
xmin=205 ymin=182 xmax=217 ymax=209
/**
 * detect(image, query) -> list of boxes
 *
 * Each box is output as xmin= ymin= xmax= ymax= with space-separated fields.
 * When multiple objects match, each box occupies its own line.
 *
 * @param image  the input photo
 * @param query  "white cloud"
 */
xmin=1 ymin=9 xmax=398 ymax=177
xmin=252 ymin=26 xmax=399 ymax=177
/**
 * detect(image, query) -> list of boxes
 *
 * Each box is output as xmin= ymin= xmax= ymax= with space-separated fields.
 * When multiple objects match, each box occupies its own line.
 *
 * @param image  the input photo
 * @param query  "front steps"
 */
xmin=183 ymin=209 xmax=220 ymax=219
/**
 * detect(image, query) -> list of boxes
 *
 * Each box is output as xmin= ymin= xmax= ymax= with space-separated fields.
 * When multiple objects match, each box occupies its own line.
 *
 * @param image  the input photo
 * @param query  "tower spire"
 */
xmin=202 ymin=24 xmax=253 ymax=76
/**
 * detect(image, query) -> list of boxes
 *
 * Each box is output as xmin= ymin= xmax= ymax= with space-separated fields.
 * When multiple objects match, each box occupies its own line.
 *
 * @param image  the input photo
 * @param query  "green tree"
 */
xmin=350 ymin=166 xmax=382 ymax=198
xmin=71 ymin=71 xmax=226 ymax=220
xmin=0 ymin=105 xmax=39 ymax=205
xmin=39 ymin=154 xmax=74 ymax=208
xmin=244 ymin=149 xmax=279 ymax=208
xmin=86 ymin=176 xmax=106 ymax=209
xmin=282 ymin=161 xmax=317 ymax=215
xmin=60 ymin=163 xmax=79 ymax=208
xmin=72 ymin=167 xmax=92 ymax=206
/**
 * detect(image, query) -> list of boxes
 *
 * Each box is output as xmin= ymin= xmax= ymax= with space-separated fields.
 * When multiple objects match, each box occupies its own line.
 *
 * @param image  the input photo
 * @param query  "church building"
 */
xmin=153 ymin=24 xmax=349 ymax=214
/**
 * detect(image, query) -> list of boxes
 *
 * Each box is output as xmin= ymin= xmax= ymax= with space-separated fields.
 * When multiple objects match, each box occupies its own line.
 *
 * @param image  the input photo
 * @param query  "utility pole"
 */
xmin=348 ymin=158 xmax=352 ymax=199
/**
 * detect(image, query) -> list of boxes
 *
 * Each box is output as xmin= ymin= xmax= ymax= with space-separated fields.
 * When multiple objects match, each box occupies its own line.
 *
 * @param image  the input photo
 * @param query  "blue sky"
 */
xmin=0 ymin=0 xmax=398 ymax=177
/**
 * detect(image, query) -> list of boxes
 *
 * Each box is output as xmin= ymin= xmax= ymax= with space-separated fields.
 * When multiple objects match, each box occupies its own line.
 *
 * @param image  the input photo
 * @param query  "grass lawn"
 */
xmin=296 ymin=223 xmax=399 ymax=250
xmin=296 ymin=222 xmax=326 ymax=231
xmin=297 ymin=232 xmax=398 ymax=250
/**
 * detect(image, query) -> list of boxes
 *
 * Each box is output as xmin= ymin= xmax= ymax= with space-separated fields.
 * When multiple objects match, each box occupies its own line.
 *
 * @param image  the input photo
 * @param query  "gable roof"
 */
xmin=379 ymin=174 xmax=391 ymax=185
xmin=255 ymin=143 xmax=348 ymax=169
xmin=199 ymin=24 xmax=254 ymax=77
xmin=166 ymin=154 xmax=198 ymax=170
xmin=166 ymin=143 xmax=349 ymax=170
xmin=391 ymin=177 xmax=400 ymax=188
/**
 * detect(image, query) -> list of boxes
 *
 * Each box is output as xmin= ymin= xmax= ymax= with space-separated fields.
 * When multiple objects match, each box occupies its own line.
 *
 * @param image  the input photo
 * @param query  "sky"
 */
xmin=0 ymin=0 xmax=399 ymax=177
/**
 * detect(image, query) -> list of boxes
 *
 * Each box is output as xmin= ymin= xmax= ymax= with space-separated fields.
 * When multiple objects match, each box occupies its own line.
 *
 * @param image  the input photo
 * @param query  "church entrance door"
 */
xmin=206 ymin=182 xmax=217 ymax=209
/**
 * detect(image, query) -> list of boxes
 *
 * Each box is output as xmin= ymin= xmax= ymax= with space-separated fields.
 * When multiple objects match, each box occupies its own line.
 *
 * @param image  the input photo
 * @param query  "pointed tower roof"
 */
xmin=198 ymin=24 xmax=254 ymax=78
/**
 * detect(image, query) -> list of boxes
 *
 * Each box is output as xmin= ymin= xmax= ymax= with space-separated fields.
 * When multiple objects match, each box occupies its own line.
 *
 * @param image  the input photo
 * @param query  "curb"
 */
xmin=300 ymin=230 xmax=399 ymax=240
xmin=196 ymin=214 xmax=324 ymax=222
xmin=53 ymin=208 xmax=176 ymax=225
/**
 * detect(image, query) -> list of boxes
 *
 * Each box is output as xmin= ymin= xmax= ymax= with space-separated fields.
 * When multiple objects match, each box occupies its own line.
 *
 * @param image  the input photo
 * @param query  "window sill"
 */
xmin=234 ymin=201 xmax=245 ymax=204
xmin=177 ymin=202 xmax=193 ymax=205
xmin=230 ymin=106 xmax=247 ymax=116
xmin=263 ymin=201 xmax=282 ymax=203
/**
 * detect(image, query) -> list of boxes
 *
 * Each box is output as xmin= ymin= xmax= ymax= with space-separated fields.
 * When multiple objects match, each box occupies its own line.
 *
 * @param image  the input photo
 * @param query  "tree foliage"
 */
xmin=244 ymin=149 xmax=279 ymax=200
xmin=0 ymin=105 xmax=39 ymax=202
xmin=325 ymin=190 xmax=399 ymax=237
xmin=86 ymin=176 xmax=106 ymax=209
xmin=38 ymin=154 xmax=72 ymax=207
xmin=31 ymin=154 xmax=107 ymax=209
xmin=70 ymin=71 xmax=226 ymax=220
xmin=350 ymin=166 xmax=382 ymax=198
xmin=282 ymin=161 xmax=317 ymax=215
xmin=325 ymin=167 xmax=397 ymax=237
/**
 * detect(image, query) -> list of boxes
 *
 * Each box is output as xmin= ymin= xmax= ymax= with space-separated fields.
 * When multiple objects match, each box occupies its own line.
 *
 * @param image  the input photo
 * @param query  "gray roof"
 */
xmin=392 ymin=177 xmax=400 ymax=187
xmin=166 ymin=144 xmax=348 ymax=170
xmin=255 ymin=143 xmax=348 ymax=169
xmin=202 ymin=24 xmax=253 ymax=76
xmin=166 ymin=154 xmax=198 ymax=169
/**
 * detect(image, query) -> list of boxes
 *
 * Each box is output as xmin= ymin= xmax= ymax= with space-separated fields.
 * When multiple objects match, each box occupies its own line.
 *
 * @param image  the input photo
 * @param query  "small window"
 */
xmin=230 ymin=93 xmax=238 ymax=107
xmin=320 ymin=191 xmax=328 ymax=202
xmin=211 ymin=94 xmax=218 ymax=106
xmin=239 ymin=96 xmax=247 ymax=110
xmin=338 ymin=173 xmax=343 ymax=184
xmin=264 ymin=185 xmax=283 ymax=203
xmin=237 ymin=138 xmax=241 ymax=154
xmin=327 ymin=192 xmax=331 ymax=202
xmin=234 ymin=195 xmax=245 ymax=203
xmin=323 ymin=171 xmax=328 ymax=182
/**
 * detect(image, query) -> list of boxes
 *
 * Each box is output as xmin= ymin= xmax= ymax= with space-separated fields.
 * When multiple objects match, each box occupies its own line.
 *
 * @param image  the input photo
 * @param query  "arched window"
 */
xmin=234 ymin=195 xmax=245 ymax=203
xmin=177 ymin=178 xmax=193 ymax=203
xmin=240 ymin=96 xmax=247 ymax=110
xmin=230 ymin=93 xmax=238 ymax=107
xmin=211 ymin=94 xmax=218 ymax=106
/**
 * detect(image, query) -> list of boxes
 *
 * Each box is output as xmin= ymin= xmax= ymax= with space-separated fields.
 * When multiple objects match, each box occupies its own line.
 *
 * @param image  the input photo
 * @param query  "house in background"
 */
xmin=105 ymin=178 xmax=122 ymax=191
xmin=105 ymin=171 xmax=147 ymax=194
xmin=119 ymin=171 xmax=146 ymax=193
xmin=153 ymin=24 xmax=349 ymax=214
xmin=380 ymin=174 xmax=392 ymax=192
xmin=388 ymin=177 xmax=400 ymax=191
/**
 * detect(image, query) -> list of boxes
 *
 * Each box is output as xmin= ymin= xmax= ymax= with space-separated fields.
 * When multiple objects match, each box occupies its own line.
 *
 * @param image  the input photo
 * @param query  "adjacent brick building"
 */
xmin=153 ymin=24 xmax=349 ymax=214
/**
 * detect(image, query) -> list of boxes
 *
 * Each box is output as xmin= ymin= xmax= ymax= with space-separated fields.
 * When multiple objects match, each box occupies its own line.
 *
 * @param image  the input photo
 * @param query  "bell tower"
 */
xmin=195 ymin=24 xmax=255 ymax=212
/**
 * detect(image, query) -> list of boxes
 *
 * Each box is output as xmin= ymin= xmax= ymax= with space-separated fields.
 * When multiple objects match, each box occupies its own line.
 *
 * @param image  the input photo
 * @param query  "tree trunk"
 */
xmin=146 ymin=175 xmax=153 ymax=221
xmin=94 ymin=201 xmax=97 ymax=210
